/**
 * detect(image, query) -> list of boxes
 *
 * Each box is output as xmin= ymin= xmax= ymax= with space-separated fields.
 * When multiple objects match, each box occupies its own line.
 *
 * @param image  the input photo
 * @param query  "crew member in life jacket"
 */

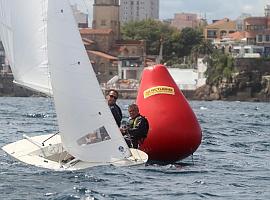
xmin=120 ymin=103 xmax=149 ymax=148
xmin=106 ymin=89 xmax=122 ymax=127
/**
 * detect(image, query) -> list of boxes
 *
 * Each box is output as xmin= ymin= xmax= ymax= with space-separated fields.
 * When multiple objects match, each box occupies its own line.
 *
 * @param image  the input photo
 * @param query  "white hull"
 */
xmin=2 ymin=134 xmax=148 ymax=170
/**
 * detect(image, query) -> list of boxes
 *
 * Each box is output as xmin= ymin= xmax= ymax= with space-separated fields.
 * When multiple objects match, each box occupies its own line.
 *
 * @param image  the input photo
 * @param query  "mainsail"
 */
xmin=0 ymin=0 xmax=13 ymax=71
xmin=47 ymin=0 xmax=131 ymax=162
xmin=0 ymin=0 xmax=52 ymax=95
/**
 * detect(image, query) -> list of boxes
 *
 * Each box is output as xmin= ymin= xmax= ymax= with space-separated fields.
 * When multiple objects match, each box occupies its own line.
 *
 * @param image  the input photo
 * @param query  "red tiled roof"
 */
xmin=206 ymin=18 xmax=236 ymax=29
xmin=88 ymin=50 xmax=118 ymax=60
xmin=80 ymin=28 xmax=113 ymax=35
xmin=82 ymin=38 xmax=95 ymax=45
xmin=228 ymin=31 xmax=246 ymax=40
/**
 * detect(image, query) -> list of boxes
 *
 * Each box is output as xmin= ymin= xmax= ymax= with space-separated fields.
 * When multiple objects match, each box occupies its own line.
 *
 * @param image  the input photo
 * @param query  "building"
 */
xmin=218 ymin=5 xmax=270 ymax=58
xmin=171 ymin=13 xmax=199 ymax=30
xmin=240 ymin=5 xmax=270 ymax=56
xmin=87 ymin=50 xmax=118 ymax=83
xmin=232 ymin=45 xmax=264 ymax=58
xmin=80 ymin=0 xmax=146 ymax=83
xmin=244 ymin=17 xmax=270 ymax=45
xmin=113 ymin=40 xmax=146 ymax=80
xmin=236 ymin=16 xmax=270 ymax=57
xmin=209 ymin=5 xmax=270 ymax=58
xmin=120 ymin=0 xmax=159 ymax=23
xmin=204 ymin=18 xmax=236 ymax=43
xmin=92 ymin=0 xmax=121 ymax=41
xmin=235 ymin=13 xmax=252 ymax=31
xmin=167 ymin=58 xmax=207 ymax=91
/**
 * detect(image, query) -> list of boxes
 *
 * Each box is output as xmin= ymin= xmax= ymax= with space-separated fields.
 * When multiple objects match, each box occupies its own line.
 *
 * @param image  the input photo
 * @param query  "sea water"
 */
xmin=0 ymin=97 xmax=269 ymax=200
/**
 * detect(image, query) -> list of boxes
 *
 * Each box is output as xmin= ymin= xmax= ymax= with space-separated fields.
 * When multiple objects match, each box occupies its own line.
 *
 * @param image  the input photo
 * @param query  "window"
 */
xmin=220 ymin=30 xmax=227 ymax=36
xmin=265 ymin=35 xmax=270 ymax=42
xmin=207 ymin=30 xmax=217 ymax=38
xmin=246 ymin=25 xmax=266 ymax=31
xmin=247 ymin=38 xmax=256 ymax=45
xmin=101 ymin=20 xmax=106 ymax=26
xmin=253 ymin=48 xmax=263 ymax=54
xmin=257 ymin=35 xmax=263 ymax=42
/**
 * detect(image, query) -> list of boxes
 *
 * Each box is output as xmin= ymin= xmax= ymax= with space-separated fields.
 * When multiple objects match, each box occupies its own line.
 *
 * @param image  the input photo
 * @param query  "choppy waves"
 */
xmin=0 ymin=98 xmax=269 ymax=200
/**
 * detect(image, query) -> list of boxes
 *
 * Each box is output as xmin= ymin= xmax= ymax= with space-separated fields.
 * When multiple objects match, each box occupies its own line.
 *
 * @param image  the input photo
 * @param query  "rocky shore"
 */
xmin=193 ymin=58 xmax=270 ymax=102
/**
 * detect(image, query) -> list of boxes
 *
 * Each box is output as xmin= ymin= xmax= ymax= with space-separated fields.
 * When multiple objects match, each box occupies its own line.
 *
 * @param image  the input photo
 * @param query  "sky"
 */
xmin=71 ymin=0 xmax=270 ymax=24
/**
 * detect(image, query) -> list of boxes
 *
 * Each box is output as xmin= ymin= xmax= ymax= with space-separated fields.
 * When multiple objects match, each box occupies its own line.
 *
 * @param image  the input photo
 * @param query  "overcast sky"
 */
xmin=71 ymin=0 xmax=270 ymax=23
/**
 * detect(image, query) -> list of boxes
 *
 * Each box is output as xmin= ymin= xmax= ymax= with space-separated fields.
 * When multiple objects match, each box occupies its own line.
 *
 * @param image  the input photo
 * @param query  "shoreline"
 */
xmin=1 ymin=73 xmax=269 ymax=102
xmin=1 ymin=90 xmax=269 ymax=102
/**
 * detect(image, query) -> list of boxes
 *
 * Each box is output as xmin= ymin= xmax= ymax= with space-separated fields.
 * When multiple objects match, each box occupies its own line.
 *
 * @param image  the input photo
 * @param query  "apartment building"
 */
xmin=120 ymin=0 xmax=159 ymax=23
xmin=170 ymin=13 xmax=198 ymax=30
xmin=244 ymin=17 xmax=270 ymax=44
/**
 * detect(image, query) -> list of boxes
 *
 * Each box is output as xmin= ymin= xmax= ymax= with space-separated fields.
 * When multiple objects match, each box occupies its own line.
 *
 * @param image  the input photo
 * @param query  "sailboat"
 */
xmin=0 ymin=0 xmax=148 ymax=170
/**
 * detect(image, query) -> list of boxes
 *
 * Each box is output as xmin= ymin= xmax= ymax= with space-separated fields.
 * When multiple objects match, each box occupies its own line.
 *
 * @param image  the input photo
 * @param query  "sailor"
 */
xmin=120 ymin=104 xmax=149 ymax=148
xmin=106 ymin=89 xmax=122 ymax=127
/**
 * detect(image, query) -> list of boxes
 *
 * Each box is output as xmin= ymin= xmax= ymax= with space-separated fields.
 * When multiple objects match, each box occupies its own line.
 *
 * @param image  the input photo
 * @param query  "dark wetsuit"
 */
xmin=124 ymin=115 xmax=149 ymax=148
xmin=109 ymin=104 xmax=122 ymax=127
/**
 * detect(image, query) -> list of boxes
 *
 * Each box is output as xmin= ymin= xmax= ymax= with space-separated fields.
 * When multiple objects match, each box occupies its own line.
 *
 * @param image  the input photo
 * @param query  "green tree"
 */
xmin=121 ymin=20 xmax=204 ymax=65
xmin=205 ymin=50 xmax=235 ymax=85
xmin=178 ymin=27 xmax=202 ymax=57
xmin=192 ymin=39 xmax=214 ymax=56
xmin=121 ymin=19 xmax=177 ymax=55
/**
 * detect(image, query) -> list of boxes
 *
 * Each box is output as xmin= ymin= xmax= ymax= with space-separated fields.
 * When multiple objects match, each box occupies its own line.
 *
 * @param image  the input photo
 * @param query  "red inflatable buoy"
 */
xmin=137 ymin=64 xmax=202 ymax=162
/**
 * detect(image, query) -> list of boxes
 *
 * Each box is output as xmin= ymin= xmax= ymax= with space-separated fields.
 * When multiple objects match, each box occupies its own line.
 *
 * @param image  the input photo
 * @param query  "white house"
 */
xmin=168 ymin=58 xmax=207 ymax=90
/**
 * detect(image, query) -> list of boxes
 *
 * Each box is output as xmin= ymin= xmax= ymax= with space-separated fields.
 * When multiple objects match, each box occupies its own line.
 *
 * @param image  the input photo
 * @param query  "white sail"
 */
xmin=47 ymin=0 xmax=131 ymax=162
xmin=0 ymin=0 xmax=52 ymax=95
xmin=0 ymin=0 xmax=14 ymax=71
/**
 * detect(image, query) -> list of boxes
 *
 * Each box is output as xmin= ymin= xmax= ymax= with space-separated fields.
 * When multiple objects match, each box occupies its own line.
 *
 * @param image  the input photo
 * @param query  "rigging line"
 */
xmin=41 ymin=131 xmax=59 ymax=146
